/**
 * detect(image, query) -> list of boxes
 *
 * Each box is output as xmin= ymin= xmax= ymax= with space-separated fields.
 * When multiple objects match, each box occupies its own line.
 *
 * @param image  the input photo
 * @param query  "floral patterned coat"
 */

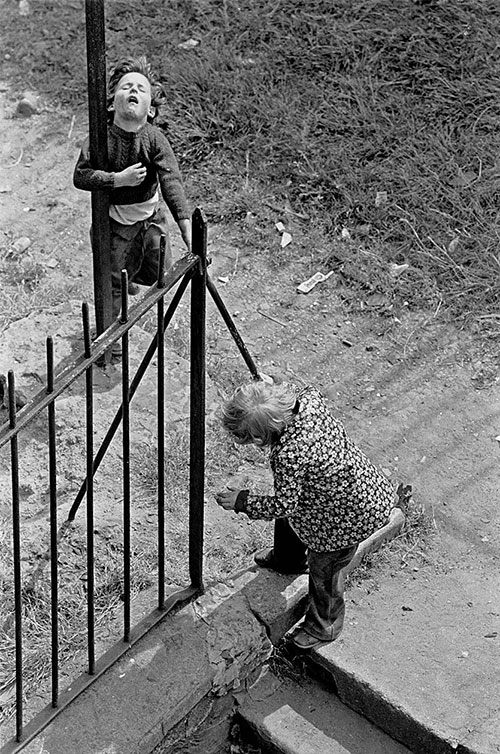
xmin=235 ymin=385 xmax=395 ymax=551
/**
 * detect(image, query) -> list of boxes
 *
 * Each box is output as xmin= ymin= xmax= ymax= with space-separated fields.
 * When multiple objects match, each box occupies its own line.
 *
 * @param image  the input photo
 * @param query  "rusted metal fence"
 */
xmin=0 ymin=209 xmax=260 ymax=753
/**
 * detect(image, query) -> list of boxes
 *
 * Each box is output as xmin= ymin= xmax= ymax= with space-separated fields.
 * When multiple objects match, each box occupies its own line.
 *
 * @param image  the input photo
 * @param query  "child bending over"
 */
xmin=215 ymin=381 xmax=398 ymax=651
xmin=73 ymin=55 xmax=191 ymax=321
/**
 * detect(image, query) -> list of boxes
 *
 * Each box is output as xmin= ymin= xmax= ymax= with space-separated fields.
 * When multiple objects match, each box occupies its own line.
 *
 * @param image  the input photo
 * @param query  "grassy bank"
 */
xmin=3 ymin=0 xmax=500 ymax=327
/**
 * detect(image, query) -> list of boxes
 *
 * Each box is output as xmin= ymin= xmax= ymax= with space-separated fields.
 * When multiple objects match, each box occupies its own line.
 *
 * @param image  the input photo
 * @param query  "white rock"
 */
xmin=12 ymin=237 xmax=32 ymax=253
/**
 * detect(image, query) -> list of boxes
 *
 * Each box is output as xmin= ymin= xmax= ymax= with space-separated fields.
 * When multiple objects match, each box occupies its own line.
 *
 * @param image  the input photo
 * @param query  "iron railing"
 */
xmin=0 ymin=208 xmax=260 ymax=753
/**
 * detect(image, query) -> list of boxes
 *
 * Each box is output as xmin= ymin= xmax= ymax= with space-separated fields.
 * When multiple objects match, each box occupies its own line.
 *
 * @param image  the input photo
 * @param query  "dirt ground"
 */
xmin=1 ymin=78 xmax=499 ymax=735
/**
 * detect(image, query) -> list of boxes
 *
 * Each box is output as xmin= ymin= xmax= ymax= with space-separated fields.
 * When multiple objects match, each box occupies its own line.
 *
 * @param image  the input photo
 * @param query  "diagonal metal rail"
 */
xmin=66 ymin=273 xmax=261 ymax=523
xmin=0 ymin=255 xmax=199 ymax=450
xmin=67 ymin=266 xmax=194 ymax=521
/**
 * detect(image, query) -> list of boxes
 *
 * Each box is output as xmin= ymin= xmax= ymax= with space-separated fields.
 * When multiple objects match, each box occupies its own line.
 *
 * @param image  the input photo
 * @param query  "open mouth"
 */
xmin=127 ymin=95 xmax=138 ymax=104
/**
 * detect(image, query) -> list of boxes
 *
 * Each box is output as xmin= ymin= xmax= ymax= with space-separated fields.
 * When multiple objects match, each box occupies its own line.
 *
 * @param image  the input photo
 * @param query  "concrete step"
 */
xmin=301 ymin=559 xmax=500 ymax=754
xmin=236 ymin=669 xmax=412 ymax=754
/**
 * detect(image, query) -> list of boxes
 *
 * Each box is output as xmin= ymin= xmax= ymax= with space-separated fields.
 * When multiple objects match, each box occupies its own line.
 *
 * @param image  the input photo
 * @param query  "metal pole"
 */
xmin=82 ymin=304 xmax=95 ymax=675
xmin=189 ymin=209 xmax=206 ymax=591
xmin=85 ymin=0 xmax=113 ymax=338
xmin=46 ymin=338 xmax=59 ymax=709
xmin=157 ymin=240 xmax=166 ymax=609
xmin=120 ymin=272 xmax=131 ymax=642
xmin=8 ymin=371 xmax=23 ymax=741
xmin=206 ymin=275 xmax=260 ymax=380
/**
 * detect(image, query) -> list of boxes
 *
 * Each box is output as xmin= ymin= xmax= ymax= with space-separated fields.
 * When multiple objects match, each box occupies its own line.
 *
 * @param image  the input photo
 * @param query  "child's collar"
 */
xmin=110 ymin=121 xmax=148 ymax=138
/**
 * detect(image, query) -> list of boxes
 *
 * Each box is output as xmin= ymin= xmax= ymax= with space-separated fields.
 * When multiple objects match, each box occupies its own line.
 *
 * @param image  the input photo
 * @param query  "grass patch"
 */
xmin=0 ymin=514 xmax=155 ymax=728
xmin=0 ymin=239 xmax=88 ymax=335
xmin=4 ymin=0 xmax=500 ymax=331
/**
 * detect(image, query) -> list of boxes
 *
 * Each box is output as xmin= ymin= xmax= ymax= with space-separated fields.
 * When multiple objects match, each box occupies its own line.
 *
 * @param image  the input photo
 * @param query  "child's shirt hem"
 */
xmin=110 ymin=190 xmax=160 ymax=224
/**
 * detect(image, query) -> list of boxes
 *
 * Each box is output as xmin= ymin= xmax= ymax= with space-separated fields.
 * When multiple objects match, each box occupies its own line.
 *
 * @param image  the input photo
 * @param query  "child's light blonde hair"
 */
xmin=222 ymin=381 xmax=297 ymax=446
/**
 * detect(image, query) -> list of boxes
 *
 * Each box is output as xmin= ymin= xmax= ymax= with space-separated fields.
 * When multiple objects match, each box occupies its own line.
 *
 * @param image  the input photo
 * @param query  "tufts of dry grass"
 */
xmin=0 ymin=241 xmax=90 ymax=336
xmin=0 ymin=529 xmax=165 ymax=731
xmin=0 ymin=512 xmax=159 ymax=728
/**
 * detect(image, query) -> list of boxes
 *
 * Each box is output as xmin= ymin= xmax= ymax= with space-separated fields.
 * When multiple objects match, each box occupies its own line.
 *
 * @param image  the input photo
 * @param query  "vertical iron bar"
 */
xmin=120 ymin=268 xmax=129 ymax=326
xmin=46 ymin=338 xmax=59 ymax=708
xmin=8 ymin=371 xmax=23 ymax=741
xmin=82 ymin=304 xmax=95 ymax=674
xmin=121 ymin=271 xmax=131 ymax=642
xmin=189 ymin=209 xmax=207 ymax=591
xmin=85 ymin=0 xmax=112 ymax=338
xmin=157 ymin=239 xmax=166 ymax=609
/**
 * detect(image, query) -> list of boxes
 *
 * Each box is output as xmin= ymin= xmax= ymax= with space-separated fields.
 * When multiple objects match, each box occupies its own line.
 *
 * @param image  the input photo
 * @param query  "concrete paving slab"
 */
xmin=300 ymin=362 xmax=500 ymax=754
xmin=306 ymin=551 xmax=499 ymax=754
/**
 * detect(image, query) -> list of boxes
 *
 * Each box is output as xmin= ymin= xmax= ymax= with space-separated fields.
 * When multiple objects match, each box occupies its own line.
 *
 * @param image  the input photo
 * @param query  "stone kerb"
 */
xmin=19 ymin=569 xmax=306 ymax=754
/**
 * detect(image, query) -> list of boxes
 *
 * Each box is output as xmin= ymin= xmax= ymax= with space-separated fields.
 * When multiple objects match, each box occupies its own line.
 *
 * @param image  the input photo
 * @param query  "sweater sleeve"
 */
xmin=152 ymin=130 xmax=190 ymax=222
xmin=73 ymin=137 xmax=115 ymax=191
xmin=236 ymin=451 xmax=306 ymax=521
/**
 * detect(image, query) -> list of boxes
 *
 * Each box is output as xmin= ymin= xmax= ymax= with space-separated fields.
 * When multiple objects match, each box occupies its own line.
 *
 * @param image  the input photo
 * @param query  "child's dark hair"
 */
xmin=107 ymin=55 xmax=165 ymax=121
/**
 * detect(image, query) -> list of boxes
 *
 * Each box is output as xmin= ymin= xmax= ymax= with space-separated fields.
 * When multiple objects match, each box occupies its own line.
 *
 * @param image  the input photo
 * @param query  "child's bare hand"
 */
xmin=215 ymin=488 xmax=240 ymax=511
xmin=114 ymin=163 xmax=147 ymax=187
xmin=178 ymin=218 xmax=192 ymax=252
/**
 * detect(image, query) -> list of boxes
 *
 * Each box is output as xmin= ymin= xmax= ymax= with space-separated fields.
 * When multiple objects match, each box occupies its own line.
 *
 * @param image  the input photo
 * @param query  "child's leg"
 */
xmin=254 ymin=518 xmax=307 ymax=574
xmin=301 ymin=544 xmax=358 ymax=641
xmin=273 ymin=518 xmax=308 ymax=570
xmin=135 ymin=205 xmax=172 ymax=286
xmin=107 ymin=221 xmax=142 ymax=319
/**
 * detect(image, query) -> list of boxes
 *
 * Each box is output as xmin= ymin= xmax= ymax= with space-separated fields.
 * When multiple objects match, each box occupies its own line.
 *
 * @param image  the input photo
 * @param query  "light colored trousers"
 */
xmin=304 ymin=545 xmax=358 ymax=641
xmin=274 ymin=517 xmax=357 ymax=641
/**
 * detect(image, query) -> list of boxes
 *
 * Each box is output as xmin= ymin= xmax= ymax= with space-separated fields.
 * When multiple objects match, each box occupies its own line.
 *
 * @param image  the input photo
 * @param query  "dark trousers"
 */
xmin=104 ymin=204 xmax=172 ymax=319
xmin=274 ymin=518 xmax=357 ymax=641
xmin=273 ymin=517 xmax=307 ymax=570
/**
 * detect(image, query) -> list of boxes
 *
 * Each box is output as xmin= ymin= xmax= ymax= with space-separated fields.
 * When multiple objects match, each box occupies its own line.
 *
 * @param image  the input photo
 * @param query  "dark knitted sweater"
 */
xmin=73 ymin=122 xmax=190 ymax=223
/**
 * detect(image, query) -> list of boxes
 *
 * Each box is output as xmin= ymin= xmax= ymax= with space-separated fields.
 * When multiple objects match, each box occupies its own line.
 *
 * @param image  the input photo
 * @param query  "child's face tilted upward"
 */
xmin=111 ymin=72 xmax=153 ymax=130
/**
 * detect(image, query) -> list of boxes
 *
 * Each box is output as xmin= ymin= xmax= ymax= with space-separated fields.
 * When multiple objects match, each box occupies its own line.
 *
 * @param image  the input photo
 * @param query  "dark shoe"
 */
xmin=290 ymin=629 xmax=331 ymax=651
xmin=253 ymin=547 xmax=308 ymax=574
xmin=128 ymin=282 xmax=140 ymax=295
xmin=396 ymin=482 xmax=413 ymax=510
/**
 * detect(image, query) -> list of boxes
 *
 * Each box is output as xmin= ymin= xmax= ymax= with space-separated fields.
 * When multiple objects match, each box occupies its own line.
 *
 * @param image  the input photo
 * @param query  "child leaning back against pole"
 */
xmin=73 ymin=55 xmax=191 ymax=354
xmin=215 ymin=380 xmax=408 ymax=651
